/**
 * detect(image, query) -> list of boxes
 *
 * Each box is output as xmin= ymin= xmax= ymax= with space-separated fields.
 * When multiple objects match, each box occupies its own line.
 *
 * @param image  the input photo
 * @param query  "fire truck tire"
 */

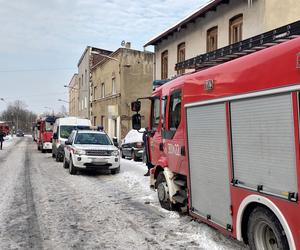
xmin=63 ymin=157 xmax=69 ymax=169
xmin=156 ymin=172 xmax=173 ymax=211
xmin=41 ymin=148 xmax=46 ymax=153
xmin=247 ymin=206 xmax=289 ymax=250
xmin=69 ymin=158 xmax=77 ymax=175
xmin=52 ymin=152 xmax=55 ymax=158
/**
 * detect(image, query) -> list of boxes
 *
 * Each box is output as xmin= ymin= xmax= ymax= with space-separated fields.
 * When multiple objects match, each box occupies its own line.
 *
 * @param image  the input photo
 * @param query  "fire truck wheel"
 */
xmin=247 ymin=206 xmax=289 ymax=250
xmin=52 ymin=153 xmax=55 ymax=158
xmin=41 ymin=148 xmax=46 ymax=153
xmin=156 ymin=172 xmax=172 ymax=211
xmin=69 ymin=158 xmax=77 ymax=175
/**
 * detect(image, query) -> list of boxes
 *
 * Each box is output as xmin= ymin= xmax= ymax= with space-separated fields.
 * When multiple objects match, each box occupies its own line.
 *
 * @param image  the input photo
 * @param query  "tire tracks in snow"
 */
xmin=0 ymin=137 xmax=43 ymax=250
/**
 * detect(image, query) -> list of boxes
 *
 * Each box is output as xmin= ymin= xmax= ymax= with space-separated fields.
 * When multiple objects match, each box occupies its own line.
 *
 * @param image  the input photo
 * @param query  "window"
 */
xmin=81 ymin=74 xmax=83 ymax=87
xmin=84 ymin=96 xmax=87 ymax=108
xmin=161 ymin=50 xmax=168 ymax=80
xmin=151 ymin=97 xmax=160 ymax=130
xmin=93 ymin=116 xmax=97 ymax=126
xmin=207 ymin=26 xmax=218 ymax=52
xmin=112 ymin=78 xmax=116 ymax=94
xmin=101 ymin=83 xmax=105 ymax=98
xmin=177 ymin=43 xmax=185 ymax=75
xmin=85 ymin=69 xmax=88 ymax=85
xmin=229 ymin=14 xmax=243 ymax=44
xmin=168 ymin=91 xmax=182 ymax=130
xmin=162 ymin=96 xmax=167 ymax=128
xmin=93 ymin=86 xmax=97 ymax=100
xmin=81 ymin=100 xmax=84 ymax=110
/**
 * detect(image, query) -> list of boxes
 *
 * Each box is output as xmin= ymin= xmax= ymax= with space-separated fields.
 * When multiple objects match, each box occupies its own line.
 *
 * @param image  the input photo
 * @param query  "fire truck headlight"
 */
xmin=111 ymin=150 xmax=119 ymax=156
xmin=74 ymin=149 xmax=86 ymax=155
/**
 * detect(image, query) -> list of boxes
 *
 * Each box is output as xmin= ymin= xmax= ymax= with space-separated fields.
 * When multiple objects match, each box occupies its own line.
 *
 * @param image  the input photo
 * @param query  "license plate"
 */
xmin=91 ymin=159 xmax=107 ymax=163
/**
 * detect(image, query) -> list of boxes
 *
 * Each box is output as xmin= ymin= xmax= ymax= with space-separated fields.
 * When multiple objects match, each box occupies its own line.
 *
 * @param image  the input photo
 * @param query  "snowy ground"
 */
xmin=0 ymin=137 xmax=247 ymax=249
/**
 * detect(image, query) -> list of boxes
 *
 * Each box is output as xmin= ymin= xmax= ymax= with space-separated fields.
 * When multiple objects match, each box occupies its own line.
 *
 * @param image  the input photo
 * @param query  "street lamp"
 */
xmin=64 ymin=85 xmax=79 ymax=90
xmin=44 ymin=106 xmax=54 ymax=115
xmin=58 ymin=99 xmax=70 ymax=104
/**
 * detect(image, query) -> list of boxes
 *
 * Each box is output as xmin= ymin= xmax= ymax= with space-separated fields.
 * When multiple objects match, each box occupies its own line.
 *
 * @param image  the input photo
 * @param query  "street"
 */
xmin=0 ymin=136 xmax=246 ymax=250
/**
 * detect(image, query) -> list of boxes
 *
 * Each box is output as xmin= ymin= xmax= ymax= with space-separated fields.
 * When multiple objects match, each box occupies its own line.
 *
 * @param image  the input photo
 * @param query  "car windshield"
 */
xmin=74 ymin=133 xmax=112 ymax=145
xmin=60 ymin=125 xmax=90 ymax=139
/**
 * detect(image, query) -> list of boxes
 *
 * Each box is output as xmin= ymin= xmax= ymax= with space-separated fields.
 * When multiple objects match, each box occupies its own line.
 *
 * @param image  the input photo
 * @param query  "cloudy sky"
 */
xmin=0 ymin=0 xmax=207 ymax=114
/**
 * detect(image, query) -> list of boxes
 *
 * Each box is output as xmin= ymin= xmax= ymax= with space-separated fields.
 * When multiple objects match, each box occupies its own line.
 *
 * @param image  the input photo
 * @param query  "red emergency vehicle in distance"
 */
xmin=0 ymin=121 xmax=10 ymax=136
xmin=132 ymin=21 xmax=300 ymax=249
xmin=36 ymin=116 xmax=56 ymax=153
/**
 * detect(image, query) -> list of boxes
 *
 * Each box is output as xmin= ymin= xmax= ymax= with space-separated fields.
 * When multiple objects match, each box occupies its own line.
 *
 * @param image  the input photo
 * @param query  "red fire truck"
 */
xmin=0 ymin=121 xmax=10 ymax=136
xmin=36 ymin=116 xmax=56 ymax=153
xmin=132 ymin=21 xmax=300 ymax=249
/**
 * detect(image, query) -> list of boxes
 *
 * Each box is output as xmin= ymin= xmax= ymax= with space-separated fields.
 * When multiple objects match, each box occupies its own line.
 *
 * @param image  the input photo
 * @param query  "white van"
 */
xmin=52 ymin=117 xmax=91 ymax=162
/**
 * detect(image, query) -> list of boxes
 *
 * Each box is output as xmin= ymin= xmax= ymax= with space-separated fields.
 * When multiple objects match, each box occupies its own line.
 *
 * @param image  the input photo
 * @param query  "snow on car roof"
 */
xmin=123 ymin=128 xmax=145 ymax=144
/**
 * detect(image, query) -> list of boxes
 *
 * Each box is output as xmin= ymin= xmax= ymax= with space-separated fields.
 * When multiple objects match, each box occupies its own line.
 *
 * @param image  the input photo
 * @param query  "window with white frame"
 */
xmin=84 ymin=96 xmax=87 ymax=108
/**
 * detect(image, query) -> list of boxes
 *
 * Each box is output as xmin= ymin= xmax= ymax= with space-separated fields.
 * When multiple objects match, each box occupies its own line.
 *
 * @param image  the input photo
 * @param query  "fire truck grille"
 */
xmin=86 ymin=150 xmax=112 ymax=156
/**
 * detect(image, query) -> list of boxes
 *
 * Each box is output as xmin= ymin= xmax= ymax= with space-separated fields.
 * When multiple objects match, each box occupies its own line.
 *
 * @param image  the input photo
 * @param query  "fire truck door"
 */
xmin=149 ymin=96 xmax=162 ymax=164
xmin=186 ymin=102 xmax=232 ymax=229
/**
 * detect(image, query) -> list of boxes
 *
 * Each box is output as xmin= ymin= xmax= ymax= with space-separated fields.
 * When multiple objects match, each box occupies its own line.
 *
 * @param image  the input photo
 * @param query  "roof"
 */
xmin=77 ymin=46 xmax=113 ymax=67
xmin=144 ymin=0 xmax=228 ymax=47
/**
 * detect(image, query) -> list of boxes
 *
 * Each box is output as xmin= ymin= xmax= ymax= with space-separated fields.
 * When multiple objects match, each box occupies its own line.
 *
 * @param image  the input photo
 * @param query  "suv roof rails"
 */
xmin=175 ymin=20 xmax=300 ymax=71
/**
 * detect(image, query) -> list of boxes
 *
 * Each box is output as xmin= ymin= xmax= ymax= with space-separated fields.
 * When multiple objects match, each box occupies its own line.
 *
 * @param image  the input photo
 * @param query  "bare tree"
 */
xmin=0 ymin=100 xmax=37 ymax=133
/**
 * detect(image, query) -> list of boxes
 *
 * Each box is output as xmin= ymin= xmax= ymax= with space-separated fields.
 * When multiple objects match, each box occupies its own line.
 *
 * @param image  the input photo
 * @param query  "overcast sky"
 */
xmin=0 ymin=0 xmax=207 ymax=114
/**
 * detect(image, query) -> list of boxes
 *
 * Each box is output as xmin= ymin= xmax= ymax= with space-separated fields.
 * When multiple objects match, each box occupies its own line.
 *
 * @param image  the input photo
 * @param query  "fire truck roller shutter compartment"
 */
xmin=230 ymin=93 xmax=298 ymax=198
xmin=186 ymin=103 xmax=232 ymax=228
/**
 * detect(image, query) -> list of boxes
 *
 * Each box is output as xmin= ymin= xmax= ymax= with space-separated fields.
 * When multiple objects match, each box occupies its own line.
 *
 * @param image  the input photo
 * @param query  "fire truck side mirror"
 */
xmin=131 ymin=101 xmax=141 ymax=112
xmin=53 ymin=133 xmax=58 ymax=140
xmin=132 ymin=114 xmax=141 ymax=130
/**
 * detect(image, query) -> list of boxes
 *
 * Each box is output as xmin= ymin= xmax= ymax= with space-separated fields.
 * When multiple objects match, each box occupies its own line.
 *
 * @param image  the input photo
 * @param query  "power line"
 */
xmin=0 ymin=67 xmax=75 ymax=73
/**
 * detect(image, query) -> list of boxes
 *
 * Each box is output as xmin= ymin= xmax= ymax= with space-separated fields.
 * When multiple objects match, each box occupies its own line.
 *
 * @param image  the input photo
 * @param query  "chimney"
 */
xmin=125 ymin=42 xmax=131 ymax=49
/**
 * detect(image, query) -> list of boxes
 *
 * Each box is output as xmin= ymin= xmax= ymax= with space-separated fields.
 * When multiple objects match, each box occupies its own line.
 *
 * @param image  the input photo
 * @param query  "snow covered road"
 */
xmin=0 ymin=137 xmax=247 ymax=250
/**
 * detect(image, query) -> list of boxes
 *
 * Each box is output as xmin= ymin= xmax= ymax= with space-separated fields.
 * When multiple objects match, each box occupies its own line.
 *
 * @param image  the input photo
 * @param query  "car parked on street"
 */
xmin=52 ymin=117 xmax=91 ymax=162
xmin=16 ymin=129 xmax=25 ymax=137
xmin=121 ymin=129 xmax=144 ymax=161
xmin=63 ymin=129 xmax=120 ymax=175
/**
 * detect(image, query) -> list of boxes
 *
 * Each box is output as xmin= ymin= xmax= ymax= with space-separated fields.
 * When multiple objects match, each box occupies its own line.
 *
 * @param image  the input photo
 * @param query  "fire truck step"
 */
xmin=173 ymin=194 xmax=187 ymax=204
xmin=173 ymin=179 xmax=186 ymax=187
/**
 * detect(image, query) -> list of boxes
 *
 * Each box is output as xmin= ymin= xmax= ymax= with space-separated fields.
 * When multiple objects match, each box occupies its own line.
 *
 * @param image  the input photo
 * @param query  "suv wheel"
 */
xmin=63 ymin=157 xmax=69 ymax=169
xmin=69 ymin=158 xmax=77 ymax=175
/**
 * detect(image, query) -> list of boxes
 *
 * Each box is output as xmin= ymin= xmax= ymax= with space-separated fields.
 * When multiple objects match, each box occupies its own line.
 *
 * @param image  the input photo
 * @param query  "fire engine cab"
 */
xmin=0 ymin=122 xmax=10 ymax=136
xmin=36 ymin=116 xmax=56 ymax=153
xmin=132 ymin=20 xmax=300 ymax=249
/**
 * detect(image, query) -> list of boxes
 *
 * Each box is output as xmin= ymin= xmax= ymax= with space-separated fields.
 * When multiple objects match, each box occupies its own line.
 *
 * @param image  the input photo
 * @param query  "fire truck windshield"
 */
xmin=45 ymin=122 xmax=53 ymax=132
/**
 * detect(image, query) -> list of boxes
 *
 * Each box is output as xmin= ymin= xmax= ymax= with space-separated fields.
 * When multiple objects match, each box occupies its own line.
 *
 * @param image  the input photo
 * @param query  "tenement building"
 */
xmin=144 ymin=0 xmax=300 ymax=80
xmin=91 ymin=45 xmax=153 ymax=140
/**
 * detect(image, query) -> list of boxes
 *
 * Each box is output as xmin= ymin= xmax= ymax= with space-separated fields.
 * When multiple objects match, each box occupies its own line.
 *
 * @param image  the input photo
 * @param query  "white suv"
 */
xmin=63 ymin=129 xmax=120 ymax=175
